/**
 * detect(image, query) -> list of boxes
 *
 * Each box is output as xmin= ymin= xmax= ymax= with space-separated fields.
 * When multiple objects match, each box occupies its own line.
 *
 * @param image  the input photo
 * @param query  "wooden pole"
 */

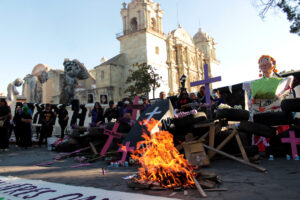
xmin=203 ymin=144 xmax=267 ymax=173
xmin=192 ymin=176 xmax=207 ymax=198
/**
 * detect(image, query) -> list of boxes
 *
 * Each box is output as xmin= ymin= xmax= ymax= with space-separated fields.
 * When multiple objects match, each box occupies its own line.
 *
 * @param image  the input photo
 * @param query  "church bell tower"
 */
xmin=117 ymin=0 xmax=169 ymax=98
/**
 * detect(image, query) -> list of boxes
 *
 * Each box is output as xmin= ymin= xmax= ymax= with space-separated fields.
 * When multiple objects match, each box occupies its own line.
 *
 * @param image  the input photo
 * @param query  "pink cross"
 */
xmin=126 ymin=96 xmax=144 ymax=120
xmin=100 ymin=123 xmax=122 ymax=156
xmin=118 ymin=141 xmax=135 ymax=163
xmin=281 ymin=131 xmax=300 ymax=159
xmin=132 ymin=96 xmax=140 ymax=121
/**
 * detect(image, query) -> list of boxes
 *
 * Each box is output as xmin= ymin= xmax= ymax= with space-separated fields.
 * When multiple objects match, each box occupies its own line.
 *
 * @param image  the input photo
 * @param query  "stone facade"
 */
xmin=113 ymin=0 xmax=218 ymax=97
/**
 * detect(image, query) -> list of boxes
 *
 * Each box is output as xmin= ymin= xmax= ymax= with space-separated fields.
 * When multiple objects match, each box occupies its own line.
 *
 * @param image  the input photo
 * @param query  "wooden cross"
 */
xmin=190 ymin=64 xmax=222 ymax=107
xmin=281 ymin=131 xmax=300 ymax=159
xmin=100 ymin=123 xmax=122 ymax=156
xmin=118 ymin=141 xmax=135 ymax=163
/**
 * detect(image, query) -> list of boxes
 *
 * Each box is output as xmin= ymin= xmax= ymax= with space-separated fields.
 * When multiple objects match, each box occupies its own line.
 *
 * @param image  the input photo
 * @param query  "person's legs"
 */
xmin=60 ymin=124 xmax=66 ymax=139
xmin=0 ymin=126 xmax=9 ymax=150
xmin=14 ymin=126 xmax=20 ymax=146
xmin=35 ymin=126 xmax=41 ymax=139
xmin=39 ymin=126 xmax=46 ymax=146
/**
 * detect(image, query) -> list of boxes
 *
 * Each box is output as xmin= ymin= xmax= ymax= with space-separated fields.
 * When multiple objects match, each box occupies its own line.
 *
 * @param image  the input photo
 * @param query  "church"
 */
xmin=90 ymin=0 xmax=218 ymax=102
xmin=23 ymin=0 xmax=218 ymax=105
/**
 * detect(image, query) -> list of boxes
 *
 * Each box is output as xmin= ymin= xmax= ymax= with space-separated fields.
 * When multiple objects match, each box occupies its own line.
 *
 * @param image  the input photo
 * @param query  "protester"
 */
xmin=39 ymin=104 xmax=55 ymax=147
xmin=88 ymin=102 xmax=104 ymax=126
xmin=176 ymin=90 xmax=192 ymax=112
xmin=197 ymin=86 xmax=214 ymax=104
xmin=104 ymin=101 xmax=119 ymax=122
xmin=141 ymin=97 xmax=151 ymax=113
xmin=57 ymin=104 xmax=69 ymax=139
xmin=0 ymin=98 xmax=12 ymax=151
xmin=118 ymin=112 xmax=135 ymax=132
xmin=13 ymin=106 xmax=22 ymax=146
xmin=212 ymin=89 xmax=225 ymax=107
xmin=197 ymin=86 xmax=206 ymax=103
xmin=159 ymin=91 xmax=167 ymax=100
xmin=19 ymin=105 xmax=32 ymax=148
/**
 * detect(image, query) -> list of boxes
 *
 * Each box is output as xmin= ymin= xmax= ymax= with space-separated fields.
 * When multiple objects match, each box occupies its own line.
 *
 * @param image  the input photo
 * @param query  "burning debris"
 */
xmin=128 ymin=119 xmax=221 ymax=193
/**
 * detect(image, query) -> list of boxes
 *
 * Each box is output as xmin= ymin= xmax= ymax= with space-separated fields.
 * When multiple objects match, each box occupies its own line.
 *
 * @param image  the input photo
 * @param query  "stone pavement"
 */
xmin=0 ymin=147 xmax=300 ymax=200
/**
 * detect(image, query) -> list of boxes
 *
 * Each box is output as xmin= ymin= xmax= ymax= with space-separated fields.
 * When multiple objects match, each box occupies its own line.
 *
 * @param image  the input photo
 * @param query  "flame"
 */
xmin=131 ymin=119 xmax=195 ymax=188
xmin=119 ymin=144 xmax=127 ymax=152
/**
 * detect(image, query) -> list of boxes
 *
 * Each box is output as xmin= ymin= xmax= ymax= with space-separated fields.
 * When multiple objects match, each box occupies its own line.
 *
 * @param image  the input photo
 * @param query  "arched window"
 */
xmin=151 ymin=18 xmax=156 ymax=31
xmin=130 ymin=17 xmax=138 ymax=32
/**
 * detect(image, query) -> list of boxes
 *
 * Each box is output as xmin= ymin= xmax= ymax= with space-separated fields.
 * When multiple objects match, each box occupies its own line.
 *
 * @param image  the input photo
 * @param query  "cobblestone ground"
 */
xmin=0 ymin=146 xmax=300 ymax=200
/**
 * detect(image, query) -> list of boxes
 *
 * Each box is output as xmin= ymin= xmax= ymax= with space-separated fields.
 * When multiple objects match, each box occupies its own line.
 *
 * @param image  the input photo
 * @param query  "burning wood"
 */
xmin=128 ymin=119 xmax=221 ymax=192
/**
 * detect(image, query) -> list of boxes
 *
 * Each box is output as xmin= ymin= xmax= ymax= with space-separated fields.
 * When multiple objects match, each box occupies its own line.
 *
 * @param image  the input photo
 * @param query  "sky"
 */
xmin=0 ymin=0 xmax=299 ymax=95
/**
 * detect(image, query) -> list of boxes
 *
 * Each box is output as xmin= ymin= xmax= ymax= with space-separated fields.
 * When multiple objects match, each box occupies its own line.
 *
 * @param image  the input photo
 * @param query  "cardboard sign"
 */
xmin=123 ymin=99 xmax=174 ymax=148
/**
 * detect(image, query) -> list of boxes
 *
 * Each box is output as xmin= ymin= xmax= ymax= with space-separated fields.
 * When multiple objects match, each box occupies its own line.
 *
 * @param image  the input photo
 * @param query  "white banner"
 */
xmin=0 ymin=176 xmax=179 ymax=200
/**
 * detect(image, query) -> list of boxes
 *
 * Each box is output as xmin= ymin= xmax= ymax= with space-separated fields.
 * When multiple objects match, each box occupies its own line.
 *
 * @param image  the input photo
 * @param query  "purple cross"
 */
xmin=118 ymin=141 xmax=135 ymax=163
xmin=281 ymin=131 xmax=300 ymax=159
xmin=190 ymin=64 xmax=221 ymax=106
xmin=100 ymin=122 xmax=122 ymax=156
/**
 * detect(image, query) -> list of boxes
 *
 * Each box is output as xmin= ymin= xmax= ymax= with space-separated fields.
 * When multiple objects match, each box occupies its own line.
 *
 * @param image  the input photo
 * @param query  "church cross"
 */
xmin=281 ymin=131 xmax=300 ymax=159
xmin=100 ymin=123 xmax=122 ymax=156
xmin=190 ymin=64 xmax=221 ymax=106
xmin=118 ymin=141 xmax=135 ymax=163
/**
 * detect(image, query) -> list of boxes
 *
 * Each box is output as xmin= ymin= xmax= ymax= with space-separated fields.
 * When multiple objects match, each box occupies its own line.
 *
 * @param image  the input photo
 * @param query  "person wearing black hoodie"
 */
xmin=0 ymin=98 xmax=12 ymax=151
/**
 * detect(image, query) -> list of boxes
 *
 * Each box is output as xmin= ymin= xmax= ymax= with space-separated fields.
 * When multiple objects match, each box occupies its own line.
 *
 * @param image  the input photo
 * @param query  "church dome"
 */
xmin=170 ymin=26 xmax=194 ymax=46
xmin=193 ymin=28 xmax=210 ymax=43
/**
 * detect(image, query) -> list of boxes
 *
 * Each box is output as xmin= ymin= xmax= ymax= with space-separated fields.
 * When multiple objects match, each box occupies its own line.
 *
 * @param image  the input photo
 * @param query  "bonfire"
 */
xmin=130 ymin=119 xmax=195 ymax=189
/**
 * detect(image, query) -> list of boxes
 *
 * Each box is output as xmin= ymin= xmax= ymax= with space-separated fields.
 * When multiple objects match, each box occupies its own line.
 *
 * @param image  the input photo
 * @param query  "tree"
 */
xmin=255 ymin=0 xmax=300 ymax=35
xmin=125 ymin=63 xmax=162 ymax=99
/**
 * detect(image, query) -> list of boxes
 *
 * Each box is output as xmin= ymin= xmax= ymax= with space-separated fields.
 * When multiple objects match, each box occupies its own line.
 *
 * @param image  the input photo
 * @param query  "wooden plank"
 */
xmin=208 ymin=124 xmax=216 ymax=158
xmin=89 ymin=142 xmax=98 ymax=155
xmin=203 ymin=144 xmax=267 ymax=173
xmin=234 ymin=130 xmax=249 ymax=162
xmin=199 ymin=131 xmax=209 ymax=141
xmin=204 ymin=188 xmax=228 ymax=192
xmin=194 ymin=122 xmax=214 ymax=128
xmin=209 ymin=128 xmax=236 ymax=159
xmin=184 ymin=190 xmax=188 ymax=195
xmin=192 ymin=176 xmax=207 ymax=197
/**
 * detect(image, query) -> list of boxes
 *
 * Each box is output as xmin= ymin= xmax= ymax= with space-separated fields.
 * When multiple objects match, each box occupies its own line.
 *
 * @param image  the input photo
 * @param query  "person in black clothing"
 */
xmin=34 ymin=104 xmax=45 ymax=139
xmin=0 ymin=98 xmax=12 ymax=151
xmin=176 ymin=90 xmax=192 ymax=112
xmin=212 ymin=89 xmax=225 ymax=107
xmin=57 ymin=104 xmax=69 ymax=139
xmin=39 ymin=104 xmax=55 ymax=146
xmin=13 ymin=106 xmax=23 ymax=146
xmin=19 ymin=105 xmax=32 ymax=148
xmin=197 ymin=86 xmax=214 ymax=104
xmin=104 ymin=100 xmax=119 ymax=122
